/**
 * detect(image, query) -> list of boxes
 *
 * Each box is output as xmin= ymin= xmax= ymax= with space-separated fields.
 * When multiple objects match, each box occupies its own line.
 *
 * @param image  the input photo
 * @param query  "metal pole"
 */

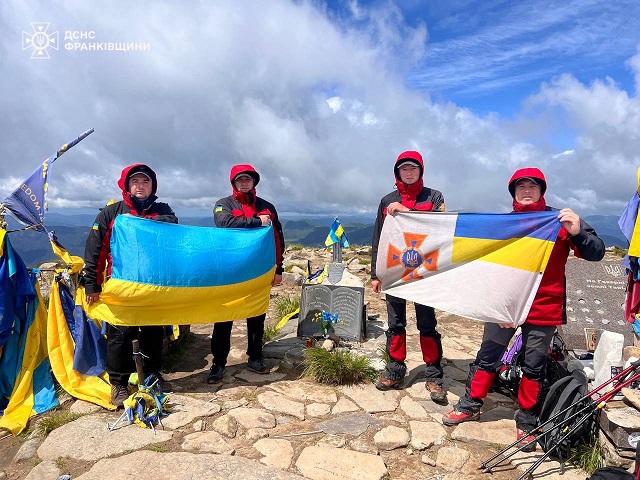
xmin=332 ymin=241 xmax=342 ymax=263
xmin=132 ymin=339 xmax=146 ymax=386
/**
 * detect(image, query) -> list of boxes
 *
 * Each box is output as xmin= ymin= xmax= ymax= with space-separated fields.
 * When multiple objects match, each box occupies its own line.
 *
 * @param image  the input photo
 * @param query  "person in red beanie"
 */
xmin=207 ymin=164 xmax=285 ymax=384
xmin=83 ymin=164 xmax=178 ymax=408
xmin=442 ymin=167 xmax=605 ymax=452
xmin=370 ymin=150 xmax=448 ymax=403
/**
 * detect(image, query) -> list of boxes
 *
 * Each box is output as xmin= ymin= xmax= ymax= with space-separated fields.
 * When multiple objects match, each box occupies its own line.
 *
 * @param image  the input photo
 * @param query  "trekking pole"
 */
xmin=481 ymin=362 xmax=640 ymax=472
xmin=481 ymin=397 xmax=596 ymax=472
xmin=132 ymin=339 xmax=146 ymax=386
xmin=515 ymin=409 xmax=598 ymax=480
xmin=515 ymin=373 xmax=640 ymax=480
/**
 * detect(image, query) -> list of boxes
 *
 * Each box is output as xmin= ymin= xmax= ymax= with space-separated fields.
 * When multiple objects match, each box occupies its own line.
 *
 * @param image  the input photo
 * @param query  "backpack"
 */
xmin=493 ymin=330 xmax=568 ymax=398
xmin=537 ymin=368 xmax=591 ymax=457
xmin=587 ymin=467 xmax=634 ymax=480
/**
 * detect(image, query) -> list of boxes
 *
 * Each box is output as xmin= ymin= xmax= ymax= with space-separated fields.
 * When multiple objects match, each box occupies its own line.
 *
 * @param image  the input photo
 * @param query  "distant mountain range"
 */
xmin=3 ymin=213 xmax=628 ymax=267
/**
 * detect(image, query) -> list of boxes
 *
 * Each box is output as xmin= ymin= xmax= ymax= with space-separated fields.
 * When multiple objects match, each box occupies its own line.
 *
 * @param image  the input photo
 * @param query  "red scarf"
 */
xmin=512 ymin=197 xmax=546 ymax=213
xmin=232 ymin=189 xmax=257 ymax=217
xmin=396 ymin=179 xmax=424 ymax=209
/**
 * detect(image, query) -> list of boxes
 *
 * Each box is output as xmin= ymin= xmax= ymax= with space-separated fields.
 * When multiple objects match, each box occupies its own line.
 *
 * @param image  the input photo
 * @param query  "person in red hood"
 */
xmin=206 ymin=164 xmax=285 ymax=384
xmin=83 ymin=164 xmax=177 ymax=407
xmin=370 ymin=151 xmax=448 ymax=404
xmin=442 ymin=167 xmax=605 ymax=452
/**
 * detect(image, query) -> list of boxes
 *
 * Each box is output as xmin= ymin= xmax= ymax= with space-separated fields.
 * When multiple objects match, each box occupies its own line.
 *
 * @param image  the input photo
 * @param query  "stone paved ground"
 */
xmin=0 ymin=247 xmax=590 ymax=480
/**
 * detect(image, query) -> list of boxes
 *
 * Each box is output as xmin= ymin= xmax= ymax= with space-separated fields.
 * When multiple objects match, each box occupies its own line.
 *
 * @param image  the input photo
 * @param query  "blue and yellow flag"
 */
xmin=0 ymin=231 xmax=58 ymax=435
xmin=46 ymin=234 xmax=113 ymax=410
xmin=1 ymin=129 xmax=94 ymax=232
xmin=376 ymin=211 xmax=561 ymax=326
xmin=89 ymin=215 xmax=276 ymax=326
xmin=325 ymin=218 xmax=349 ymax=248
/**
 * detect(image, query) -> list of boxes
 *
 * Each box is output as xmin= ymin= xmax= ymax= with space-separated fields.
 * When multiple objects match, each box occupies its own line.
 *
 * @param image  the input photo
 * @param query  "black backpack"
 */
xmin=537 ymin=369 xmax=591 ymax=457
xmin=587 ymin=467 xmax=635 ymax=480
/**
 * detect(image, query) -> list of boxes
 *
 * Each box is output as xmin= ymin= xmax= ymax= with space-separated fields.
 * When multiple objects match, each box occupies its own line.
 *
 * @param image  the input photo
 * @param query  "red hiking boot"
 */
xmin=516 ymin=428 xmax=537 ymax=452
xmin=442 ymin=408 xmax=480 ymax=426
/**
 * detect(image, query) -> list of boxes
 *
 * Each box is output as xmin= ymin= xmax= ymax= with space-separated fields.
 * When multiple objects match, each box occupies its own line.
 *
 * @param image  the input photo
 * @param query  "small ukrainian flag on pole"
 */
xmin=325 ymin=217 xmax=349 ymax=248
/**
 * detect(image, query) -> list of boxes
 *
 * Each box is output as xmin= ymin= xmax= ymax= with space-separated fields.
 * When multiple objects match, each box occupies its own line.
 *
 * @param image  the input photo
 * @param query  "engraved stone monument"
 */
xmin=297 ymin=263 xmax=366 ymax=342
xmin=559 ymin=255 xmax=631 ymax=351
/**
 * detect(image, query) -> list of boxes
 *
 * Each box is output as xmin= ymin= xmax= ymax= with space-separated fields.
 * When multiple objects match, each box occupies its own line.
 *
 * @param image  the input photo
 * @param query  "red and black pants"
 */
xmin=382 ymin=294 xmax=443 ymax=383
xmin=456 ymin=322 xmax=555 ymax=431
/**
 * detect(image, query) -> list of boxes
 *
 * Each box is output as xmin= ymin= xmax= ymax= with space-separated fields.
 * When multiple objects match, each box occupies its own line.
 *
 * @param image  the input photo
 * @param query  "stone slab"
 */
xmin=561 ymin=257 xmax=631 ymax=351
xmin=75 ymin=451 xmax=305 ymax=480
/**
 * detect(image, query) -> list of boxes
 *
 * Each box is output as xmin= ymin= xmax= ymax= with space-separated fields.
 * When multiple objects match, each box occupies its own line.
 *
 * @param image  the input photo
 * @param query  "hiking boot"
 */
xmin=426 ymin=381 xmax=448 ymax=404
xmin=207 ymin=365 xmax=225 ymax=384
xmin=375 ymin=375 xmax=403 ymax=391
xmin=111 ymin=383 xmax=129 ymax=408
xmin=150 ymin=372 xmax=173 ymax=393
xmin=442 ymin=408 xmax=480 ymax=426
xmin=516 ymin=428 xmax=537 ymax=452
xmin=247 ymin=358 xmax=270 ymax=374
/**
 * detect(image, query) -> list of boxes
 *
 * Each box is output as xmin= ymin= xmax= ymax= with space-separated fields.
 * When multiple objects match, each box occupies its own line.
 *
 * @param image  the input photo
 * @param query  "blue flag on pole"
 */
xmin=2 ymin=128 xmax=94 ymax=232
xmin=325 ymin=218 xmax=349 ymax=248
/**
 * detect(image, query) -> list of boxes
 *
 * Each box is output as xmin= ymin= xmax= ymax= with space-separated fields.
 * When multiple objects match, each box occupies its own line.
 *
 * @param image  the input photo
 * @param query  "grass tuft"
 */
xmin=610 ymin=246 xmax=627 ymax=258
xmin=302 ymin=347 xmax=378 ymax=385
xmin=274 ymin=295 xmax=300 ymax=324
xmin=569 ymin=437 xmax=604 ymax=475
xmin=38 ymin=411 xmax=84 ymax=435
xmin=262 ymin=323 xmax=280 ymax=344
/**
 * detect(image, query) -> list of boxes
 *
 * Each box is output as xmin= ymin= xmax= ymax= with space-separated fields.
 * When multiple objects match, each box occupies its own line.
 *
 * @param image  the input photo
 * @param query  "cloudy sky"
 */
xmin=1 ymin=0 xmax=639 ymax=219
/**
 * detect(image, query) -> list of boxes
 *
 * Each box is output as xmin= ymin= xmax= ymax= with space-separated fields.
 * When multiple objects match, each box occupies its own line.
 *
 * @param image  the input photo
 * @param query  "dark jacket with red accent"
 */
xmin=526 ymin=206 xmax=604 ymax=326
xmin=83 ymin=164 xmax=177 ymax=295
xmin=213 ymin=164 xmax=285 ymax=275
xmin=370 ymin=187 xmax=445 ymax=280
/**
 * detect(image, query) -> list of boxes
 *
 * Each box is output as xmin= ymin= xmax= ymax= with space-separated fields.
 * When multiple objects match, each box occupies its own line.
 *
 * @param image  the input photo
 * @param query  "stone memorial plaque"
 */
xmin=297 ymin=283 xmax=366 ymax=341
xmin=327 ymin=263 xmax=345 ymax=284
xmin=559 ymin=257 xmax=630 ymax=351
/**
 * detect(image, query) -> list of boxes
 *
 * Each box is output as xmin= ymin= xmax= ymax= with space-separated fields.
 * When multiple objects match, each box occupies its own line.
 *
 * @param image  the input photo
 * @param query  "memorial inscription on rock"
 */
xmin=297 ymin=283 xmax=366 ymax=342
xmin=559 ymin=256 xmax=631 ymax=351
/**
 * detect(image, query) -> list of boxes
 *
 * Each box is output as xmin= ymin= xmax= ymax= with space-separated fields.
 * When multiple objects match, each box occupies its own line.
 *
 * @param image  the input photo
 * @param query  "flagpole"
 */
xmin=0 ymin=128 xmax=95 ymax=231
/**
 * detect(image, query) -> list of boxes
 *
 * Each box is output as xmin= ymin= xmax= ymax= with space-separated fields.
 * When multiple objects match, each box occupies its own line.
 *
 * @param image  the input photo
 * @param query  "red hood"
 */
xmin=117 ymin=164 xmax=158 ymax=195
xmin=394 ymin=151 xmax=424 ymax=181
xmin=229 ymin=164 xmax=260 ymax=190
xmin=508 ymin=167 xmax=547 ymax=197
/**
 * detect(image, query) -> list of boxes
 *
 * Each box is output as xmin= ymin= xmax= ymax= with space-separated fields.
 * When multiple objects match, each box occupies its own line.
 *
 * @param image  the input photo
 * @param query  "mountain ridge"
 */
xmin=3 ymin=213 xmax=628 ymax=267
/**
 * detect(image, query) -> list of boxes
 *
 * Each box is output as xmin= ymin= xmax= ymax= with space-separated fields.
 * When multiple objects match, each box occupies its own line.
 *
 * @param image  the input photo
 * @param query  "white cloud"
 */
xmin=0 ymin=0 xmax=638 ymax=222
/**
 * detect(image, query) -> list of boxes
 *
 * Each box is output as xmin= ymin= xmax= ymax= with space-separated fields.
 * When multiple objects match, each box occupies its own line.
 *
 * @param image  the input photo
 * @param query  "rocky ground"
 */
xmin=0 ymin=247 xmax=591 ymax=480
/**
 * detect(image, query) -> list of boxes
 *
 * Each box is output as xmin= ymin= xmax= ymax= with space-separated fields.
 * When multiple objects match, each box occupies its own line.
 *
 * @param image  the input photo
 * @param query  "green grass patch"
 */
xmin=611 ymin=246 xmax=627 ymax=258
xmin=274 ymin=295 xmax=300 ymax=323
xmin=569 ymin=438 xmax=604 ymax=475
xmin=376 ymin=345 xmax=390 ymax=364
xmin=38 ymin=411 xmax=84 ymax=435
xmin=263 ymin=323 xmax=280 ymax=344
xmin=146 ymin=443 xmax=169 ymax=452
xmin=286 ymin=244 xmax=304 ymax=251
xmin=302 ymin=347 xmax=378 ymax=385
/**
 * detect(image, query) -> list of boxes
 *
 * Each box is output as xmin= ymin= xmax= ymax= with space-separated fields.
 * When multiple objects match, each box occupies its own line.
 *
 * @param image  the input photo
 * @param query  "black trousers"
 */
xmin=106 ymin=324 xmax=164 ymax=386
xmin=210 ymin=313 xmax=265 ymax=368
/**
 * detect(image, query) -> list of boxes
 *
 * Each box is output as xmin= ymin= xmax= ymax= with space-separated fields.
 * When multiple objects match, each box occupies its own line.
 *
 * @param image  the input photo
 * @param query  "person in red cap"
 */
xmin=83 ymin=164 xmax=178 ymax=407
xmin=207 ymin=164 xmax=285 ymax=384
xmin=442 ymin=167 xmax=605 ymax=451
xmin=370 ymin=150 xmax=448 ymax=403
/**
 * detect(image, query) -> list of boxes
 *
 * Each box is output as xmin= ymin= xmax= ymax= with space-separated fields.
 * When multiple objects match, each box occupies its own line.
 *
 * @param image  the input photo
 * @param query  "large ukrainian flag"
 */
xmin=0 ymin=230 xmax=58 ymax=434
xmin=89 ymin=215 xmax=276 ymax=326
xmin=377 ymin=211 xmax=561 ymax=326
